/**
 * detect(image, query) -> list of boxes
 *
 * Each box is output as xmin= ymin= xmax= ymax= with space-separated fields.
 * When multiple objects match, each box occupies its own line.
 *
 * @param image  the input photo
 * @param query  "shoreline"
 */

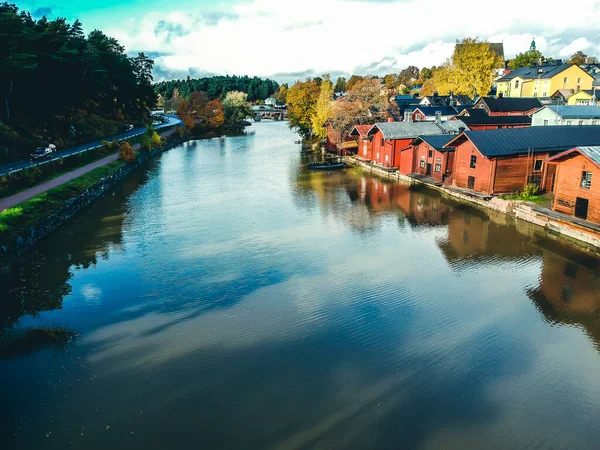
xmin=344 ymin=156 xmax=600 ymax=258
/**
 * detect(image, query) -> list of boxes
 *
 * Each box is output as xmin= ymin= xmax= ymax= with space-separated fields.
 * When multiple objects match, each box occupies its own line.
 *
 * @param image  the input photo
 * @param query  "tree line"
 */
xmin=0 ymin=3 xmax=156 ymax=161
xmin=154 ymin=75 xmax=279 ymax=106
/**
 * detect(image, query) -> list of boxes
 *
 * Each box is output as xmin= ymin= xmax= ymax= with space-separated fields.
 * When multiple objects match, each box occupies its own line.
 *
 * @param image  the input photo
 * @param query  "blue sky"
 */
xmin=14 ymin=0 xmax=600 ymax=83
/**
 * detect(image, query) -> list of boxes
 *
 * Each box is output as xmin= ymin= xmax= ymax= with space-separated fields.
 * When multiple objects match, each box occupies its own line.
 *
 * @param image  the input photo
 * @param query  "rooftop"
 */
xmin=446 ymin=126 xmax=600 ymax=157
xmin=497 ymin=63 xmax=584 ymax=82
xmin=368 ymin=120 xmax=467 ymax=139
xmin=546 ymin=146 xmax=600 ymax=169
xmin=414 ymin=134 xmax=459 ymax=151
xmin=458 ymin=109 xmax=532 ymax=126
xmin=535 ymin=105 xmax=600 ymax=118
xmin=412 ymin=106 xmax=459 ymax=116
xmin=475 ymin=97 xmax=542 ymax=113
xmin=349 ymin=125 xmax=372 ymax=137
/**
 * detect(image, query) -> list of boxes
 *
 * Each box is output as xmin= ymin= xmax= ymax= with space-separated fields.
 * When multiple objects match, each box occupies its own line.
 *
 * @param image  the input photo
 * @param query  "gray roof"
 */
xmin=368 ymin=120 xmax=468 ymax=139
xmin=497 ymin=63 xmax=578 ymax=82
xmin=414 ymin=134 xmax=459 ymax=151
xmin=536 ymin=105 xmax=600 ymax=119
xmin=577 ymin=146 xmax=600 ymax=167
xmin=449 ymin=126 xmax=600 ymax=157
xmin=475 ymin=97 xmax=542 ymax=112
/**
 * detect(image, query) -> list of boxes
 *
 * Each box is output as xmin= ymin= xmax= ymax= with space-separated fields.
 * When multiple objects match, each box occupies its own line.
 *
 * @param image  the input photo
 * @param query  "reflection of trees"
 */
xmin=0 ymin=169 xmax=150 ymax=332
xmin=527 ymin=251 xmax=600 ymax=348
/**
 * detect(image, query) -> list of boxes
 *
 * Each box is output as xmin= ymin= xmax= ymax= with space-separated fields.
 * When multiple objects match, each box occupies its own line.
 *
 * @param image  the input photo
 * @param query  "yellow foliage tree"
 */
xmin=151 ymin=131 xmax=162 ymax=148
xmin=311 ymin=77 xmax=334 ymax=140
xmin=286 ymin=79 xmax=320 ymax=138
xmin=420 ymin=38 xmax=502 ymax=98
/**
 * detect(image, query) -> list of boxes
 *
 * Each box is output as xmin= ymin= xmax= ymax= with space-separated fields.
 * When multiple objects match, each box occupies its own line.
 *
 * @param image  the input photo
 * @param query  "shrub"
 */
xmin=140 ymin=136 xmax=152 ymax=151
xmin=151 ymin=132 xmax=162 ymax=148
xmin=24 ymin=166 xmax=42 ymax=184
xmin=175 ymin=126 xmax=186 ymax=139
xmin=118 ymin=142 xmax=135 ymax=163
xmin=100 ymin=139 xmax=119 ymax=155
xmin=522 ymin=183 xmax=539 ymax=197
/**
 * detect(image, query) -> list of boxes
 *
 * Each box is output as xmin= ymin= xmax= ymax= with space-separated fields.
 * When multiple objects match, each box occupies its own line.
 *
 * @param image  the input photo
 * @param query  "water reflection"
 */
xmin=2 ymin=122 xmax=600 ymax=449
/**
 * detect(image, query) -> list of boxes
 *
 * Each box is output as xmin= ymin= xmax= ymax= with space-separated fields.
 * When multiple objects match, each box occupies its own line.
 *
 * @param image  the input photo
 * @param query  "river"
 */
xmin=1 ymin=121 xmax=600 ymax=450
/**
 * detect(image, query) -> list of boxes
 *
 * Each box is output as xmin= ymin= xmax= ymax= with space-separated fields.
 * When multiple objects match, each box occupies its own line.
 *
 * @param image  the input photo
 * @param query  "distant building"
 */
xmin=265 ymin=97 xmax=277 ymax=107
xmin=531 ymin=106 xmax=600 ymax=126
xmin=349 ymin=125 xmax=374 ymax=160
xmin=455 ymin=108 xmax=531 ymax=130
xmin=496 ymin=62 xmax=593 ymax=98
xmin=411 ymin=106 xmax=458 ymax=122
xmin=419 ymin=93 xmax=473 ymax=107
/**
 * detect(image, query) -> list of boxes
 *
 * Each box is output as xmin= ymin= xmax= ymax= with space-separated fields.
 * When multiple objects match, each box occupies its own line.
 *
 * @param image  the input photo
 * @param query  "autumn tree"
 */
xmin=335 ymin=77 xmax=347 ymax=93
xmin=421 ymin=38 xmax=501 ymax=98
xmin=418 ymin=67 xmax=435 ymax=83
xmin=569 ymin=51 xmax=588 ymax=66
xmin=118 ymin=141 xmax=135 ymax=163
xmin=223 ymin=91 xmax=252 ymax=124
xmin=286 ymin=79 xmax=320 ymax=138
xmin=312 ymin=77 xmax=334 ymax=139
xmin=509 ymin=50 xmax=546 ymax=69
xmin=346 ymin=75 xmax=364 ymax=91
xmin=273 ymin=84 xmax=288 ymax=104
xmin=205 ymin=99 xmax=224 ymax=129
xmin=326 ymin=78 xmax=389 ymax=146
xmin=398 ymin=66 xmax=420 ymax=87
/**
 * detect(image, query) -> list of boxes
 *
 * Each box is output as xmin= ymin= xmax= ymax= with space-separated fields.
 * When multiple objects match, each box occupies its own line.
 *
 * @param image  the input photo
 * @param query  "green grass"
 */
xmin=0 ymin=159 xmax=124 ymax=244
xmin=498 ymin=193 xmax=550 ymax=204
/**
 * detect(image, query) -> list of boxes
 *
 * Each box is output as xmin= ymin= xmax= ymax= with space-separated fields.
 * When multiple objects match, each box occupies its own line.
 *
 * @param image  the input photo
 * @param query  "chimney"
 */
xmin=404 ymin=110 xmax=412 ymax=122
xmin=388 ymin=117 xmax=394 ymax=123
xmin=433 ymin=91 xmax=438 ymax=98
xmin=435 ymin=111 xmax=442 ymax=125
xmin=458 ymin=127 xmax=466 ymax=133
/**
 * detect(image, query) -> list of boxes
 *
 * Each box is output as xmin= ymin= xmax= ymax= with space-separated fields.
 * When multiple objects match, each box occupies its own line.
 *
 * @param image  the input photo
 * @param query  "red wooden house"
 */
xmin=444 ymin=126 xmax=600 ymax=195
xmin=411 ymin=135 xmax=459 ymax=183
xmin=349 ymin=125 xmax=374 ymax=160
xmin=545 ymin=146 xmax=600 ymax=224
xmin=366 ymin=120 xmax=467 ymax=171
xmin=472 ymin=97 xmax=542 ymax=116
xmin=455 ymin=108 xmax=531 ymax=130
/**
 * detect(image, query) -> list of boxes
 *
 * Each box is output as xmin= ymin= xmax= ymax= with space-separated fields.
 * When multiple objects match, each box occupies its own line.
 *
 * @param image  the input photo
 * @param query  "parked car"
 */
xmin=152 ymin=120 xmax=161 ymax=126
xmin=125 ymin=124 xmax=134 ymax=132
xmin=30 ymin=147 xmax=53 ymax=161
xmin=162 ymin=116 xmax=170 ymax=124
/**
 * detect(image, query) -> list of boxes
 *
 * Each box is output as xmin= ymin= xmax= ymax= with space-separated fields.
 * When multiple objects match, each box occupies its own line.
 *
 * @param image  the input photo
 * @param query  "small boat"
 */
xmin=307 ymin=161 xmax=346 ymax=170
xmin=294 ymin=140 xmax=302 ymax=144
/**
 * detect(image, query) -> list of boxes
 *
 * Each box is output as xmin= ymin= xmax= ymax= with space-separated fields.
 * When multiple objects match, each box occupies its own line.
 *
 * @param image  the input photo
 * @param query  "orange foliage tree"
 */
xmin=118 ymin=141 xmax=135 ymax=163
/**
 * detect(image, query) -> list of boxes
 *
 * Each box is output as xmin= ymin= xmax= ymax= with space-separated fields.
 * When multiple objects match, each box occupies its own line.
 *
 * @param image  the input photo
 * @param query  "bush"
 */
xmin=175 ymin=126 xmax=186 ymax=139
xmin=522 ymin=183 xmax=539 ymax=197
xmin=100 ymin=139 xmax=120 ymax=155
xmin=151 ymin=132 xmax=162 ymax=148
xmin=140 ymin=136 xmax=152 ymax=151
xmin=118 ymin=142 xmax=135 ymax=163
xmin=24 ymin=166 xmax=42 ymax=184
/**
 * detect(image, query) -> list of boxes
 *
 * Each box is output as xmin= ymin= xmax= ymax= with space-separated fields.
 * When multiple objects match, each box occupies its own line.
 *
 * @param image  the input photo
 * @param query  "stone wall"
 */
xmin=0 ymin=136 xmax=188 ymax=267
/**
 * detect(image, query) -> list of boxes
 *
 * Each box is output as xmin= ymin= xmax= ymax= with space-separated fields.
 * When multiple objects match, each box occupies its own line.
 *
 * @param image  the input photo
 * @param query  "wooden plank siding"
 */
xmin=452 ymin=141 xmax=494 ymax=193
xmin=412 ymin=142 xmax=453 ymax=182
xmin=550 ymin=154 xmax=600 ymax=224
xmin=492 ymin=153 xmax=552 ymax=193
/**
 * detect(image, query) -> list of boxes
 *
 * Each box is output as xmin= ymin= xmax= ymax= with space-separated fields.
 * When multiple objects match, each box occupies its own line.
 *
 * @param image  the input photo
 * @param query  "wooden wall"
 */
xmin=492 ymin=153 xmax=551 ymax=194
xmin=452 ymin=141 xmax=493 ymax=193
xmin=413 ymin=142 xmax=453 ymax=182
xmin=551 ymin=154 xmax=600 ymax=224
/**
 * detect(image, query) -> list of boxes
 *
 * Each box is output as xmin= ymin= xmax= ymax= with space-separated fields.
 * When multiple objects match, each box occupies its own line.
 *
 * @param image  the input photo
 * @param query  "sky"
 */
xmin=15 ymin=0 xmax=600 ymax=84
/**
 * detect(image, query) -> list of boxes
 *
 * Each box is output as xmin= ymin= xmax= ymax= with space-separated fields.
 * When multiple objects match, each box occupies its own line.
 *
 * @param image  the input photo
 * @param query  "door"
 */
xmin=426 ymin=163 xmax=432 ymax=176
xmin=575 ymin=197 xmax=589 ymax=220
xmin=467 ymin=176 xmax=475 ymax=190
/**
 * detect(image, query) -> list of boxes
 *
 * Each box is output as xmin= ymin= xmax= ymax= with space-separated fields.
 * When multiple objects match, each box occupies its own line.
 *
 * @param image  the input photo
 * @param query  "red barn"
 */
xmin=411 ymin=135 xmax=459 ymax=183
xmin=455 ymin=108 xmax=531 ymax=130
xmin=366 ymin=120 xmax=467 ymax=170
xmin=445 ymin=126 xmax=600 ymax=195
xmin=472 ymin=97 xmax=542 ymax=116
xmin=349 ymin=125 xmax=374 ymax=160
xmin=545 ymin=146 xmax=600 ymax=224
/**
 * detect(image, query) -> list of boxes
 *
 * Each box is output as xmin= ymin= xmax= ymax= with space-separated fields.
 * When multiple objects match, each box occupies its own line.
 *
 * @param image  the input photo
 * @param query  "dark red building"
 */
xmin=445 ymin=126 xmax=600 ymax=195
xmin=455 ymin=108 xmax=531 ymax=130
xmin=349 ymin=125 xmax=374 ymax=160
xmin=411 ymin=135 xmax=459 ymax=183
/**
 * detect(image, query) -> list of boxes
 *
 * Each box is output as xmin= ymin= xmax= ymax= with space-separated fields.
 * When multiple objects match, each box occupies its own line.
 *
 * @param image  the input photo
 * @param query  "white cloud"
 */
xmin=106 ymin=0 xmax=600 ymax=82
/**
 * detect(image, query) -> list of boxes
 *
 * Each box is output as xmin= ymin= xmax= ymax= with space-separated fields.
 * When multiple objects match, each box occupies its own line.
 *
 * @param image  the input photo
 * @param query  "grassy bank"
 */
xmin=0 ymin=160 xmax=125 ymax=243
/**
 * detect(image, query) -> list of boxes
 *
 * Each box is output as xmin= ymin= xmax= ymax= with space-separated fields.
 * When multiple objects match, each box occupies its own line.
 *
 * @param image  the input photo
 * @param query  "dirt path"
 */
xmin=0 ymin=129 xmax=176 ymax=212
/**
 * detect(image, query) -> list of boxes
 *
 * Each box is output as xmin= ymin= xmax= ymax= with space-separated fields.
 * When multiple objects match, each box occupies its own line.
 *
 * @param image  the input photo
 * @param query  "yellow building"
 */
xmin=496 ymin=63 xmax=593 ymax=98
xmin=566 ymin=89 xmax=599 ymax=105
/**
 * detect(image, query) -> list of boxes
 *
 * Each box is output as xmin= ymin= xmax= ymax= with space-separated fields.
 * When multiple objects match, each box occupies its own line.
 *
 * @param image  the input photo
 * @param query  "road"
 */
xmin=0 ymin=127 xmax=178 ymax=212
xmin=0 ymin=114 xmax=182 ymax=177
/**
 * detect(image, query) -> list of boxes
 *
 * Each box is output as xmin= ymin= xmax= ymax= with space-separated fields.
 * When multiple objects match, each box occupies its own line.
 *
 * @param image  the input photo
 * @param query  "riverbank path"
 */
xmin=0 ymin=128 xmax=178 ymax=212
xmin=0 ymin=114 xmax=182 ymax=177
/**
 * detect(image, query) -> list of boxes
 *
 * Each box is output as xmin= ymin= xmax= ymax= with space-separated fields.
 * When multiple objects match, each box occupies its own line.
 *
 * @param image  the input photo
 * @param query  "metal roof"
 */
xmin=577 ymin=146 xmax=600 ymax=167
xmin=413 ymin=106 xmax=459 ymax=116
xmin=453 ymin=126 xmax=600 ymax=157
xmin=368 ymin=120 xmax=468 ymax=139
xmin=536 ymin=105 xmax=600 ymax=118
xmin=459 ymin=108 xmax=532 ymax=125
xmin=415 ymin=134 xmax=458 ymax=151
xmin=475 ymin=97 xmax=542 ymax=112
xmin=497 ymin=63 xmax=576 ymax=82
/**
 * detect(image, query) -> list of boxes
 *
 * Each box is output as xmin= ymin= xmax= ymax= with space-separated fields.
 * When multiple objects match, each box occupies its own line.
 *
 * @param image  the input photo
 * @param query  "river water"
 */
xmin=1 ymin=121 xmax=600 ymax=449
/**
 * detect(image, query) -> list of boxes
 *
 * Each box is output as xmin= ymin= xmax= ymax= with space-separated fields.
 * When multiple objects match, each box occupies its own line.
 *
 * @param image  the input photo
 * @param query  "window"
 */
xmin=363 ymin=141 xmax=368 ymax=155
xmin=579 ymin=120 xmax=584 ymax=125
xmin=578 ymin=77 xmax=582 ymax=84
xmin=593 ymin=120 xmax=598 ymax=125
xmin=542 ymin=91 xmax=547 ymax=97
xmin=533 ymin=91 xmax=538 ymax=97
xmin=534 ymin=160 xmax=543 ymax=171
xmin=435 ymin=164 xmax=442 ymax=172
xmin=564 ymin=77 xmax=568 ymax=83
xmin=543 ymin=119 xmax=549 ymax=126
xmin=470 ymin=155 xmax=477 ymax=169
xmin=428 ymin=150 xmax=433 ymax=158
xmin=515 ymin=80 xmax=520 ymax=88
xmin=381 ymin=137 xmax=384 ymax=146
xmin=581 ymin=171 xmax=592 ymax=189
xmin=567 ymin=120 xmax=572 ymax=125
xmin=420 ymin=160 xmax=426 ymax=169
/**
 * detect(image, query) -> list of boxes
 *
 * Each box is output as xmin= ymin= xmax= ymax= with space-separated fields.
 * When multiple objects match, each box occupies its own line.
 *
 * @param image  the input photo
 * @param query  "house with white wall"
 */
xmin=531 ymin=106 xmax=600 ymax=126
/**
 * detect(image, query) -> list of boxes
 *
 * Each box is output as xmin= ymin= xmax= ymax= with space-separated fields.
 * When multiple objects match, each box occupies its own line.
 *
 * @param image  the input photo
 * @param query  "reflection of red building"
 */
xmin=411 ymin=135 xmax=458 ymax=183
xmin=350 ymin=125 xmax=374 ymax=160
